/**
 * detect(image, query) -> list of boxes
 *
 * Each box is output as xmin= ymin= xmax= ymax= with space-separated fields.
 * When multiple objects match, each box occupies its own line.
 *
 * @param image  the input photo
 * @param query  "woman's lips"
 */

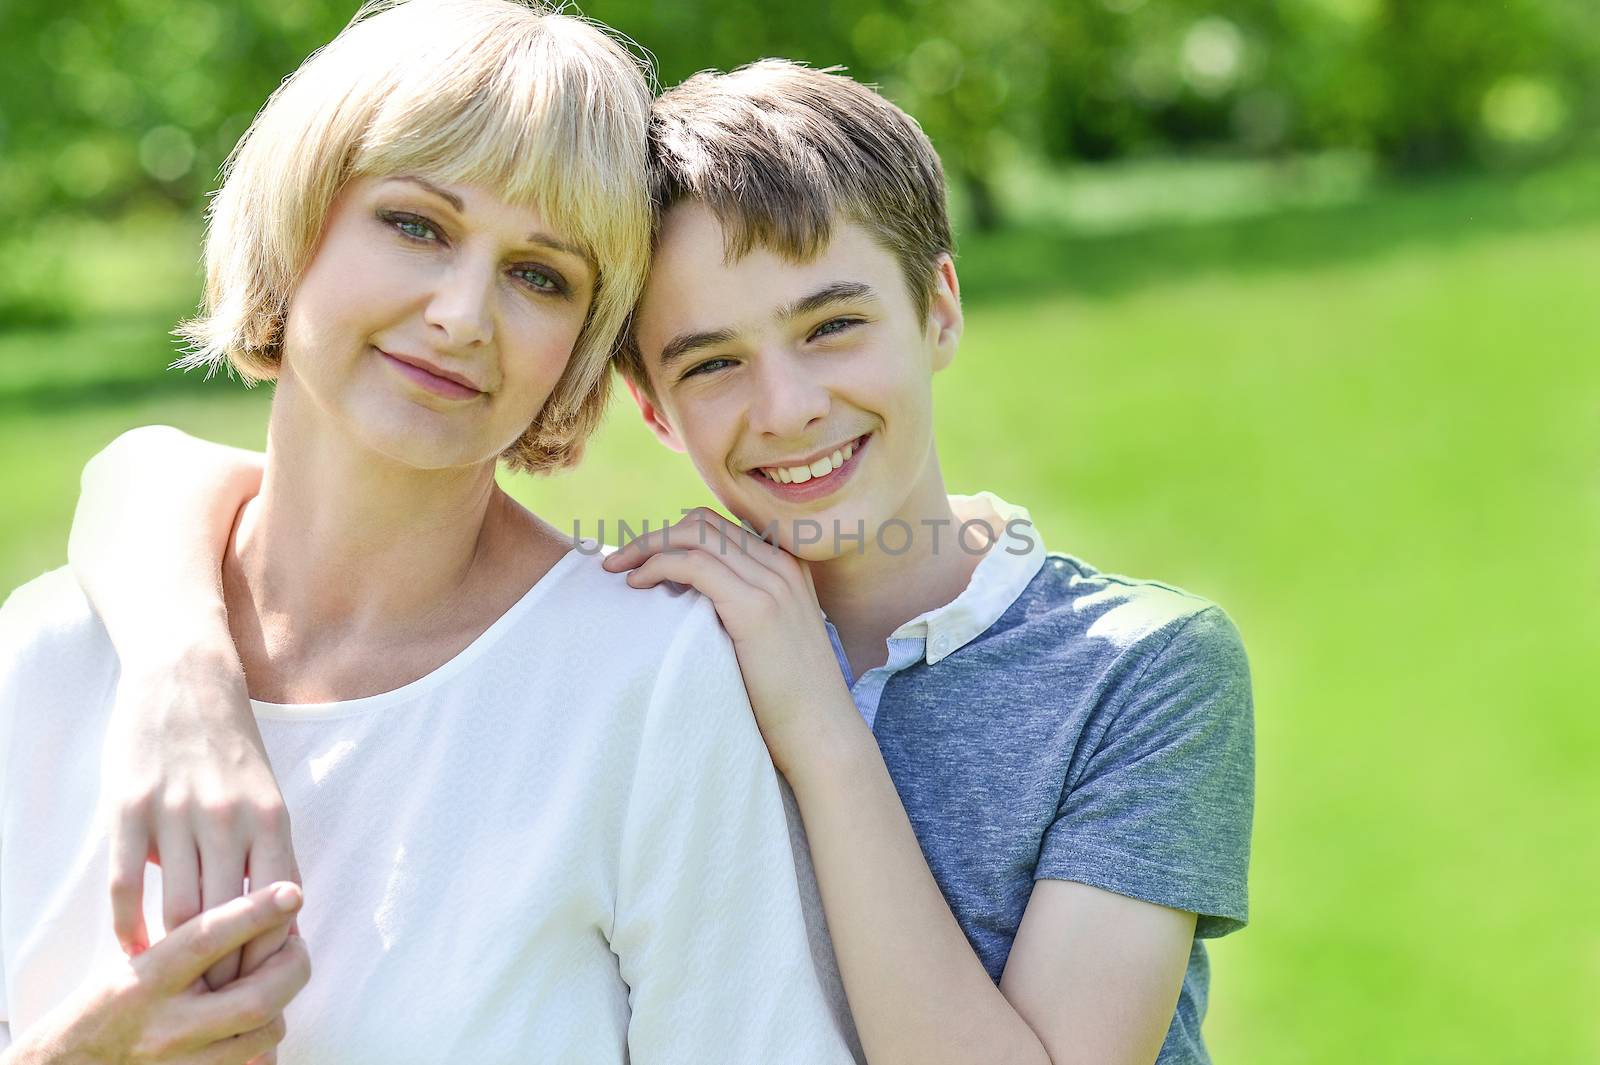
xmin=379 ymin=349 xmax=483 ymax=400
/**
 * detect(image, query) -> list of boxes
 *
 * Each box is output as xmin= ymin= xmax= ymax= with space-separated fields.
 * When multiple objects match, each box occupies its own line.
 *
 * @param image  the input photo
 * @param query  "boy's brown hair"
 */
xmin=621 ymin=59 xmax=953 ymax=388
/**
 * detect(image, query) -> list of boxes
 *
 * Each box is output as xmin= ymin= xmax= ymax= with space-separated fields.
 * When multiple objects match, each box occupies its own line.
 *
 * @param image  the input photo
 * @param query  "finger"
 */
xmin=796 ymin=556 xmax=819 ymax=603
xmin=199 ymin=831 xmax=249 ymax=989
xmin=606 ymin=513 xmax=772 ymax=575
xmin=194 ymin=1014 xmax=288 ymax=1065
xmin=238 ymin=826 xmax=299 ymax=978
xmin=684 ymin=509 xmax=805 ymax=583
xmin=600 ymin=525 xmax=680 ymax=570
xmin=185 ymin=934 xmax=310 ymax=1041
xmin=109 ymin=808 xmax=151 ymax=955
xmin=156 ymin=822 xmax=203 ymax=937
xmin=138 ymin=882 xmax=301 ymax=992
xmin=625 ymin=548 xmax=757 ymax=608
xmin=601 ymin=510 xmax=730 ymax=570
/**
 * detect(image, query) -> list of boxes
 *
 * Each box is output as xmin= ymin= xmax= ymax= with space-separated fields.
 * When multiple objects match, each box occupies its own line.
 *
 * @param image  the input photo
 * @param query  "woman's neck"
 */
xmin=221 ymin=383 xmax=565 ymax=701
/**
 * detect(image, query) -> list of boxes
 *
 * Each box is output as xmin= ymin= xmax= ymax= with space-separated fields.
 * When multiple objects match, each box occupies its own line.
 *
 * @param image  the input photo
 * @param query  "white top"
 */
xmin=0 ymin=554 xmax=859 ymax=1062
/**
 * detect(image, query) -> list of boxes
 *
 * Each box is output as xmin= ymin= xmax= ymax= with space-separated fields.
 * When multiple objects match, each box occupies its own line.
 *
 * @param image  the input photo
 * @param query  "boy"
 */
xmin=67 ymin=61 xmax=1251 ymax=1065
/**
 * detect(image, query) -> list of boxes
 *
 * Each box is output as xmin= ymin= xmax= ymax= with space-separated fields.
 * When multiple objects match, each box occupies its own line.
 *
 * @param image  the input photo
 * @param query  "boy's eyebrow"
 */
xmin=777 ymin=281 xmax=876 ymax=322
xmin=658 ymin=328 xmax=739 ymax=373
xmin=387 ymin=175 xmax=589 ymax=262
xmin=655 ymin=281 xmax=876 ymax=374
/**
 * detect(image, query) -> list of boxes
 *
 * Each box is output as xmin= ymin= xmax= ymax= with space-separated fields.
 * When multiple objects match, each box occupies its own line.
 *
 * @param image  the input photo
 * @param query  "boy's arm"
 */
xmin=606 ymin=509 xmax=1236 ymax=1065
xmin=1013 ymin=606 xmax=1255 ymax=1058
xmin=68 ymin=426 xmax=295 ymax=990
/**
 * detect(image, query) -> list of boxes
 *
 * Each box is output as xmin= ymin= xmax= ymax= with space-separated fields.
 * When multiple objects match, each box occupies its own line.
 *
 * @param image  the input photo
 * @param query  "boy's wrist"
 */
xmin=775 ymin=688 xmax=880 ymax=796
xmin=110 ymin=601 xmax=238 ymax=678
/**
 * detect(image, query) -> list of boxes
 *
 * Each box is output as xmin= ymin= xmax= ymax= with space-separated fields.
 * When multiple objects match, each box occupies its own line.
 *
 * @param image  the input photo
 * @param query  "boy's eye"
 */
xmin=810 ymin=317 xmax=862 ymax=341
xmin=683 ymin=357 xmax=735 ymax=380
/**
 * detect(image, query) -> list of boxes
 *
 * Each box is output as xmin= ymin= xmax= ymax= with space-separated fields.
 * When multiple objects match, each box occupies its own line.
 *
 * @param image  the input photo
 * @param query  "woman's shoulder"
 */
xmin=501 ymin=546 xmax=755 ymax=751
xmin=511 ymin=545 xmax=737 ymax=679
xmin=0 ymin=568 xmax=120 ymax=761
xmin=0 ymin=567 xmax=111 ymax=664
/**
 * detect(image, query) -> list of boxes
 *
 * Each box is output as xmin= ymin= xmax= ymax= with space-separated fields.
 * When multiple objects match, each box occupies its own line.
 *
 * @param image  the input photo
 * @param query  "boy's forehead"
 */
xmin=644 ymin=203 xmax=887 ymax=320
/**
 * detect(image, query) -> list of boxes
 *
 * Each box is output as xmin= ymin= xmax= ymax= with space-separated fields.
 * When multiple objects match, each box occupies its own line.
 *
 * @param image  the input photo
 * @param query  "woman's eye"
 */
xmin=810 ymin=317 xmax=861 ymax=341
xmin=512 ymin=266 xmax=564 ymax=294
xmin=383 ymin=211 xmax=440 ymax=242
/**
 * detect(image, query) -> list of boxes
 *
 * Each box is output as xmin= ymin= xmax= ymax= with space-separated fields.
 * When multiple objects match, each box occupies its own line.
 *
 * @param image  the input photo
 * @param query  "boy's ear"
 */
xmin=927 ymin=254 xmax=963 ymax=372
xmin=623 ymin=374 xmax=687 ymax=453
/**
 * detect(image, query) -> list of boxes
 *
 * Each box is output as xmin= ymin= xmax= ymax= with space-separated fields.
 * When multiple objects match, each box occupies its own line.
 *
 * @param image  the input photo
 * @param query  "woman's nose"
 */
xmin=423 ymin=258 xmax=495 ymax=349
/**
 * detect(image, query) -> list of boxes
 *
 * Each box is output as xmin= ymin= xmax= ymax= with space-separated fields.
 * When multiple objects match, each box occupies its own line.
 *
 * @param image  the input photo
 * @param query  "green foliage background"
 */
xmin=1 ymin=1 xmax=1597 ymax=1060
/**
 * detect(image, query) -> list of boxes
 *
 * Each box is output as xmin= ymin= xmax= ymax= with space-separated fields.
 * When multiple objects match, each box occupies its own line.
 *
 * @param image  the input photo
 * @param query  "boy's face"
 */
xmin=629 ymin=202 xmax=962 ymax=560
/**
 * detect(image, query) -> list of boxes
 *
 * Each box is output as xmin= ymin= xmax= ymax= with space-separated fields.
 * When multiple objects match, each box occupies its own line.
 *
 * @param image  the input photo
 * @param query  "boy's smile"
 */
xmin=628 ymin=202 xmax=962 ymax=559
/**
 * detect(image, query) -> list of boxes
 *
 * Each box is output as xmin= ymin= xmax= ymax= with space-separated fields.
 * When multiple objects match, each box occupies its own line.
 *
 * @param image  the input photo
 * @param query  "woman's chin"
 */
xmin=347 ymin=418 xmax=500 ymax=472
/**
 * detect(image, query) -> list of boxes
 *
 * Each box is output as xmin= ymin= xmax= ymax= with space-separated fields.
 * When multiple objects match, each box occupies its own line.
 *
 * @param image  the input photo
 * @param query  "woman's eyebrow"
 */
xmin=385 ymin=174 xmax=589 ymax=264
xmin=525 ymin=232 xmax=589 ymax=263
xmin=389 ymin=174 xmax=463 ymax=211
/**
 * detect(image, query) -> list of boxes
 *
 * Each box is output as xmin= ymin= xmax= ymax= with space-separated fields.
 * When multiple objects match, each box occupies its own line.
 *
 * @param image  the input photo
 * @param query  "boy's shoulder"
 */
xmin=997 ymin=552 xmax=1246 ymax=675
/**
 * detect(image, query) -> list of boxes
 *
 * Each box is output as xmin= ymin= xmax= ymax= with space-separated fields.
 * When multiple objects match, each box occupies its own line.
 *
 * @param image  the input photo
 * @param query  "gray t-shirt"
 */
xmin=828 ymin=516 xmax=1253 ymax=1065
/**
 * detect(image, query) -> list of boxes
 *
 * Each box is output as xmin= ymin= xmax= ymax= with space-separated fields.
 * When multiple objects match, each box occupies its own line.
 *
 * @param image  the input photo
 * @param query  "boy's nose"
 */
xmin=749 ymin=353 xmax=829 ymax=439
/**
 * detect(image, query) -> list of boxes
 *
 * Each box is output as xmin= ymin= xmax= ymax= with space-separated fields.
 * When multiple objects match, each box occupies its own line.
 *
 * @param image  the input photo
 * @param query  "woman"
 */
xmin=0 ymin=2 xmax=855 ymax=1060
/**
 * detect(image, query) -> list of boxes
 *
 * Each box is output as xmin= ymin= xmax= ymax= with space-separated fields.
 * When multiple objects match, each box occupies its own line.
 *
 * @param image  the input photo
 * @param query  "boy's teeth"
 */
xmin=761 ymin=438 xmax=860 ymax=486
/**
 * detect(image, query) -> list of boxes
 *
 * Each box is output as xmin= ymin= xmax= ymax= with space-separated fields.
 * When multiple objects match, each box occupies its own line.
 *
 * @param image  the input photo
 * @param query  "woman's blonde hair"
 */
xmin=178 ymin=0 xmax=653 ymax=473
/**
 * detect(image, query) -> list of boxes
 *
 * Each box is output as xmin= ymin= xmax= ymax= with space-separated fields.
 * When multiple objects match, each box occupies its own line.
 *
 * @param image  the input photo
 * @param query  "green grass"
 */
xmin=3 ymin=159 xmax=1597 ymax=1063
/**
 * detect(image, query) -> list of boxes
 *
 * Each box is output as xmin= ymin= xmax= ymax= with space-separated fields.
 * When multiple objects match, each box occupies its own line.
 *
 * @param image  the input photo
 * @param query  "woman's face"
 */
xmin=279 ymin=174 xmax=595 ymax=470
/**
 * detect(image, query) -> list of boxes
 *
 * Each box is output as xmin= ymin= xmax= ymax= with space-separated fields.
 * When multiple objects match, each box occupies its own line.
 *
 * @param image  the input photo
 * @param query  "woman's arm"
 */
xmin=605 ymin=509 xmax=1196 ymax=1065
xmin=68 ymin=426 xmax=295 ymax=990
xmin=0 ymin=884 xmax=307 ymax=1065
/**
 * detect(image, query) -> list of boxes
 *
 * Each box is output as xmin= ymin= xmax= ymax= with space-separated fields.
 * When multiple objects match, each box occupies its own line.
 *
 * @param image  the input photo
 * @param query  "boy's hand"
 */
xmin=9 ymin=883 xmax=308 ymax=1065
xmin=601 ymin=507 xmax=857 ymax=773
xmin=103 ymin=651 xmax=301 ymax=992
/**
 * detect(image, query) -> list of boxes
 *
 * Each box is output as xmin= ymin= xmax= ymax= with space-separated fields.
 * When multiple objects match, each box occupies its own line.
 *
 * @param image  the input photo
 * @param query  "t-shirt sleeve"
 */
xmin=611 ymin=599 xmax=858 ymax=1064
xmin=1037 ymin=605 xmax=1254 ymax=938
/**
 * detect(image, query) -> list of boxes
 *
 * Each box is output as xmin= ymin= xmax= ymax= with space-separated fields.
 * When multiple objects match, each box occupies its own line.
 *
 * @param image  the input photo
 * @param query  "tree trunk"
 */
xmin=962 ymin=168 xmax=1003 ymax=233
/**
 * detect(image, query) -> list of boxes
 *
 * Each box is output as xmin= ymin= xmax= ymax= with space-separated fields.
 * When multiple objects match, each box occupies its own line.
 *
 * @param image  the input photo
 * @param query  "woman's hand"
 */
xmin=4 ymin=884 xmax=308 ymax=1065
xmin=103 ymin=649 xmax=300 ymax=992
xmin=600 ymin=507 xmax=859 ymax=775
xmin=66 ymin=425 xmax=290 ymax=989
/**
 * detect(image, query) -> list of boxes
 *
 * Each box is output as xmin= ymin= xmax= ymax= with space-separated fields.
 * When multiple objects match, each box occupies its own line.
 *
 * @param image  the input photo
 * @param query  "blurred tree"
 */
xmin=1 ymin=0 xmax=1598 ymax=245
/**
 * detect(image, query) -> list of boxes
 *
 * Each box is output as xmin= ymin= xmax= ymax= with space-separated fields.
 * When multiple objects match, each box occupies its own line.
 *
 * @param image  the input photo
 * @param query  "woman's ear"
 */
xmin=928 ymin=254 xmax=964 ymax=372
xmin=624 ymin=374 xmax=688 ymax=453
